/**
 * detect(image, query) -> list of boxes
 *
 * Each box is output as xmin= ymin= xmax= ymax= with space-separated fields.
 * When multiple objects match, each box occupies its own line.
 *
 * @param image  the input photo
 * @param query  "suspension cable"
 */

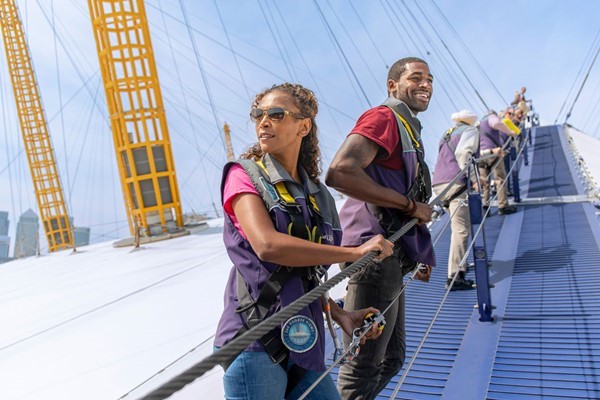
xmin=428 ymin=0 xmax=508 ymax=106
xmin=564 ymin=36 xmax=600 ymax=123
xmin=33 ymin=0 xmax=108 ymax=123
xmin=555 ymin=28 xmax=600 ymax=124
xmin=298 ymin=200 xmax=463 ymax=400
xmin=380 ymin=0 xmax=461 ymax=117
xmin=348 ymin=2 xmax=389 ymax=68
xmin=118 ymin=334 xmax=217 ymax=400
xmin=269 ymin=1 xmax=347 ymax=135
xmin=390 ymin=129 xmax=531 ymax=398
xmin=50 ymin=0 xmax=71 ymax=204
xmin=406 ymin=0 xmax=489 ymax=111
xmin=257 ymin=0 xmax=298 ymax=82
xmin=324 ymin=0 xmax=382 ymax=87
xmin=178 ymin=0 xmax=227 ymax=156
xmin=399 ymin=0 xmax=479 ymax=113
xmin=313 ymin=0 xmax=372 ymax=107
xmin=212 ymin=0 xmax=252 ymax=101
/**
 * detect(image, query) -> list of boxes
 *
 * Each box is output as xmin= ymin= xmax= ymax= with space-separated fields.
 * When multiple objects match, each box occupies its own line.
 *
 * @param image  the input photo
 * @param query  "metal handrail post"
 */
xmin=467 ymin=159 xmax=494 ymax=322
xmin=522 ymin=128 xmax=530 ymax=166
xmin=510 ymin=145 xmax=521 ymax=203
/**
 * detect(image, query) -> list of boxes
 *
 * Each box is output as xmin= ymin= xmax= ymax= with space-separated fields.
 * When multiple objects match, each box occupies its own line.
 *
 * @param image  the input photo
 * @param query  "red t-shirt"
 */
xmin=349 ymin=106 xmax=404 ymax=170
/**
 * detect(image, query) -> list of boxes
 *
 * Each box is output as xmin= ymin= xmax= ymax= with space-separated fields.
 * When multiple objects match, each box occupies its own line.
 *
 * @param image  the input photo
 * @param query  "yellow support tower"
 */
xmin=0 ymin=0 xmax=73 ymax=251
xmin=223 ymin=122 xmax=235 ymax=162
xmin=88 ymin=0 xmax=183 ymax=236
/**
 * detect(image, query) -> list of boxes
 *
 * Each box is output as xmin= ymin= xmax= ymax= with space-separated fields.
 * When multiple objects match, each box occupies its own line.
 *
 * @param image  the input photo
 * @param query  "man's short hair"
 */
xmin=387 ymin=57 xmax=428 ymax=82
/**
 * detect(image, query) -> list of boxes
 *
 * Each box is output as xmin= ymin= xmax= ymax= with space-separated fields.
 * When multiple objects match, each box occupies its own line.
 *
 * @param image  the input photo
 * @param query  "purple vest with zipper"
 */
xmin=431 ymin=125 xmax=466 ymax=186
xmin=339 ymin=104 xmax=435 ymax=266
xmin=214 ymin=154 xmax=342 ymax=372
xmin=479 ymin=115 xmax=503 ymax=151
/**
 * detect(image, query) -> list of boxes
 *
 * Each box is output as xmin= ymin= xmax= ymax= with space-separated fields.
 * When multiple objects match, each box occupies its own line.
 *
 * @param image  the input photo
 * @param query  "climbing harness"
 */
xmin=140 ymin=148 xmax=489 ymax=400
xmin=296 ymin=310 xmax=389 ymax=400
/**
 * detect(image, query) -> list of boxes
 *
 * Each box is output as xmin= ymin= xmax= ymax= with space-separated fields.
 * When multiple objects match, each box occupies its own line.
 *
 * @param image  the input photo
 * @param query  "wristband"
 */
xmin=407 ymin=198 xmax=418 ymax=217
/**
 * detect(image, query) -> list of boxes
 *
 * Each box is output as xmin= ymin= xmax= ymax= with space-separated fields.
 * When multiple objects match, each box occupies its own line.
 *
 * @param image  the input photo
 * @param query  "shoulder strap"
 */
xmin=225 ymin=159 xmax=323 ymax=371
xmin=377 ymin=102 xmax=432 ymax=202
xmin=443 ymin=125 xmax=468 ymax=161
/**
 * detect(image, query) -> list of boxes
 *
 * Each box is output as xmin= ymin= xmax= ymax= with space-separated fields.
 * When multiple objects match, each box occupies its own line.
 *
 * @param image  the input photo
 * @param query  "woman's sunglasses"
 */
xmin=250 ymin=107 xmax=305 ymax=123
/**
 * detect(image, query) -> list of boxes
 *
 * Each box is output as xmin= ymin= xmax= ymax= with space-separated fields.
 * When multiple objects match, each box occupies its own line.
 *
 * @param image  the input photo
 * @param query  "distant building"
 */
xmin=14 ymin=209 xmax=39 ymax=259
xmin=0 ymin=211 xmax=11 ymax=263
xmin=0 ymin=211 xmax=8 ymax=235
xmin=74 ymin=226 xmax=91 ymax=247
xmin=0 ymin=236 xmax=10 ymax=263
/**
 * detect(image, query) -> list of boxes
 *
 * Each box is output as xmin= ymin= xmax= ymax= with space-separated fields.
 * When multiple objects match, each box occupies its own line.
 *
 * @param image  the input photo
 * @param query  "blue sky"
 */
xmin=0 ymin=0 xmax=599 ymax=252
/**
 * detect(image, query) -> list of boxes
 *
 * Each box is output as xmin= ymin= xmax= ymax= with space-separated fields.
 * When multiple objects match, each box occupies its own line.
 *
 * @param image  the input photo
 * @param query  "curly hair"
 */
xmin=240 ymin=83 xmax=321 ymax=183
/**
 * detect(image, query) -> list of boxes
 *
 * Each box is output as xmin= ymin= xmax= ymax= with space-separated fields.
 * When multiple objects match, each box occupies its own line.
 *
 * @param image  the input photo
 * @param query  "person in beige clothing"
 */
xmin=432 ymin=110 xmax=479 ymax=290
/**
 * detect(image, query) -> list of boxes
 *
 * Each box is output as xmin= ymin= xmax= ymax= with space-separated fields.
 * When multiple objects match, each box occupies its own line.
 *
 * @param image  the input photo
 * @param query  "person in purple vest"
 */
xmin=478 ymin=110 xmax=518 ymax=215
xmin=432 ymin=110 xmax=480 ymax=291
xmin=326 ymin=57 xmax=435 ymax=399
xmin=214 ymin=83 xmax=394 ymax=400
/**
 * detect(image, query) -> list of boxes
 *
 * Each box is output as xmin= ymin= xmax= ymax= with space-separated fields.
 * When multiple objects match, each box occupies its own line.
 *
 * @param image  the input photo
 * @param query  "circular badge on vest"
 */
xmin=281 ymin=315 xmax=318 ymax=353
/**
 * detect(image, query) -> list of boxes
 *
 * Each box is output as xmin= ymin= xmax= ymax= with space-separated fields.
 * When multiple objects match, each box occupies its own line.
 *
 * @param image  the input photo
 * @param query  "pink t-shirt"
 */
xmin=222 ymin=164 xmax=259 ymax=239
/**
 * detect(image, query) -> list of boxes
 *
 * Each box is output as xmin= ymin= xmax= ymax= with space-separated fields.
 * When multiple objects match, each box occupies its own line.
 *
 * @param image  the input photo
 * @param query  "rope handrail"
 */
xmin=297 ymin=198 xmax=465 ymax=399
xmin=391 ymin=206 xmax=490 ymax=399
xmin=137 ymin=168 xmax=476 ymax=399
xmin=139 ymin=219 xmax=419 ymax=399
xmin=136 ymin=131 xmax=527 ymax=399
xmin=388 ymin=125 xmax=532 ymax=398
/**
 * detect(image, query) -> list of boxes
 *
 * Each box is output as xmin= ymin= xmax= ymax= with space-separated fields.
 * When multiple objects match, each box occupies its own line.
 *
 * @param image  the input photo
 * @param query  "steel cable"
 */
xmin=139 ymin=218 xmax=417 ymax=400
xmin=298 ymin=198 xmax=463 ymax=399
xmin=389 ymin=128 xmax=532 ymax=398
xmin=136 ymin=126 xmax=528 ymax=398
xmin=139 ymin=158 xmax=479 ymax=399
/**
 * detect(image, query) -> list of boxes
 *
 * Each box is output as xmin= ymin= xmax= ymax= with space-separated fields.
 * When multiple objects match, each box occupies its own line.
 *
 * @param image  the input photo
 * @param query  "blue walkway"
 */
xmin=327 ymin=125 xmax=600 ymax=399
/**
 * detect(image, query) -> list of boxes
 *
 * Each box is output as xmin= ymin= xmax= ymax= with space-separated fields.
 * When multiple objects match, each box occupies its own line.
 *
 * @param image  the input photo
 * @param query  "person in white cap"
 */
xmin=431 ymin=109 xmax=480 ymax=290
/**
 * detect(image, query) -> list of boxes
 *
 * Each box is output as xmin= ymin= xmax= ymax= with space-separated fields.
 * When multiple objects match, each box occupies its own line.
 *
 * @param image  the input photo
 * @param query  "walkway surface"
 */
xmin=328 ymin=125 xmax=600 ymax=399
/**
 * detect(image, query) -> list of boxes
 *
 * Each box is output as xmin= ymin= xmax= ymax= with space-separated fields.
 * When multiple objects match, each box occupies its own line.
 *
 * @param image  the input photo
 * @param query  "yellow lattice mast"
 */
xmin=0 ymin=0 xmax=73 ymax=252
xmin=223 ymin=122 xmax=235 ymax=162
xmin=88 ymin=0 xmax=183 ymax=236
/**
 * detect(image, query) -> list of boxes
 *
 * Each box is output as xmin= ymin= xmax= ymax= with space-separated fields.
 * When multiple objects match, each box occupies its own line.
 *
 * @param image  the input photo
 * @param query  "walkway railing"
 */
xmin=133 ymin=111 xmax=537 ymax=400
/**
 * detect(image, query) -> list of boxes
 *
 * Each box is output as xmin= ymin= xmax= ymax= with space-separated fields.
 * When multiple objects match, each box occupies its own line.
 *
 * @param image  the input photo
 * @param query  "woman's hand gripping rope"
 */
xmin=353 ymin=234 xmax=394 ymax=261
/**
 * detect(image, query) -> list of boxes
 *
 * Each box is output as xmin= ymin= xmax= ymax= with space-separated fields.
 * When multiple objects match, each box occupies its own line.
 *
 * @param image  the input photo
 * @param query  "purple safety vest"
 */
xmin=214 ymin=153 xmax=342 ymax=372
xmin=338 ymin=102 xmax=435 ymax=266
xmin=431 ymin=123 xmax=481 ymax=186
xmin=479 ymin=114 xmax=504 ymax=151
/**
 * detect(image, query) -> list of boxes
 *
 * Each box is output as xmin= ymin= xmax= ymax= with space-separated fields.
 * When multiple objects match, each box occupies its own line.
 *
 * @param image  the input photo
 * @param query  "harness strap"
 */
xmin=440 ymin=127 xmax=457 ymax=154
xmin=224 ymin=158 xmax=323 ymax=388
xmin=234 ymin=267 xmax=290 ymax=361
xmin=367 ymin=101 xmax=432 ymax=238
xmin=441 ymin=184 xmax=468 ymax=208
xmin=386 ymin=106 xmax=433 ymax=202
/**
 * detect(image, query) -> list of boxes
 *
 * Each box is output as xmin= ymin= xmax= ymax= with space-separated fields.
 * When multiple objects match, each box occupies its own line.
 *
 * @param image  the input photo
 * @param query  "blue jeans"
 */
xmin=222 ymin=350 xmax=340 ymax=400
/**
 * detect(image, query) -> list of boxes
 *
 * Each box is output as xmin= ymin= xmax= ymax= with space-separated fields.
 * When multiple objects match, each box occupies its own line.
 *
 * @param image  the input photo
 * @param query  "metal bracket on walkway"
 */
xmin=510 ymin=146 xmax=521 ymax=203
xmin=518 ymin=195 xmax=591 ymax=206
xmin=522 ymin=128 xmax=530 ymax=166
xmin=467 ymin=191 xmax=494 ymax=322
